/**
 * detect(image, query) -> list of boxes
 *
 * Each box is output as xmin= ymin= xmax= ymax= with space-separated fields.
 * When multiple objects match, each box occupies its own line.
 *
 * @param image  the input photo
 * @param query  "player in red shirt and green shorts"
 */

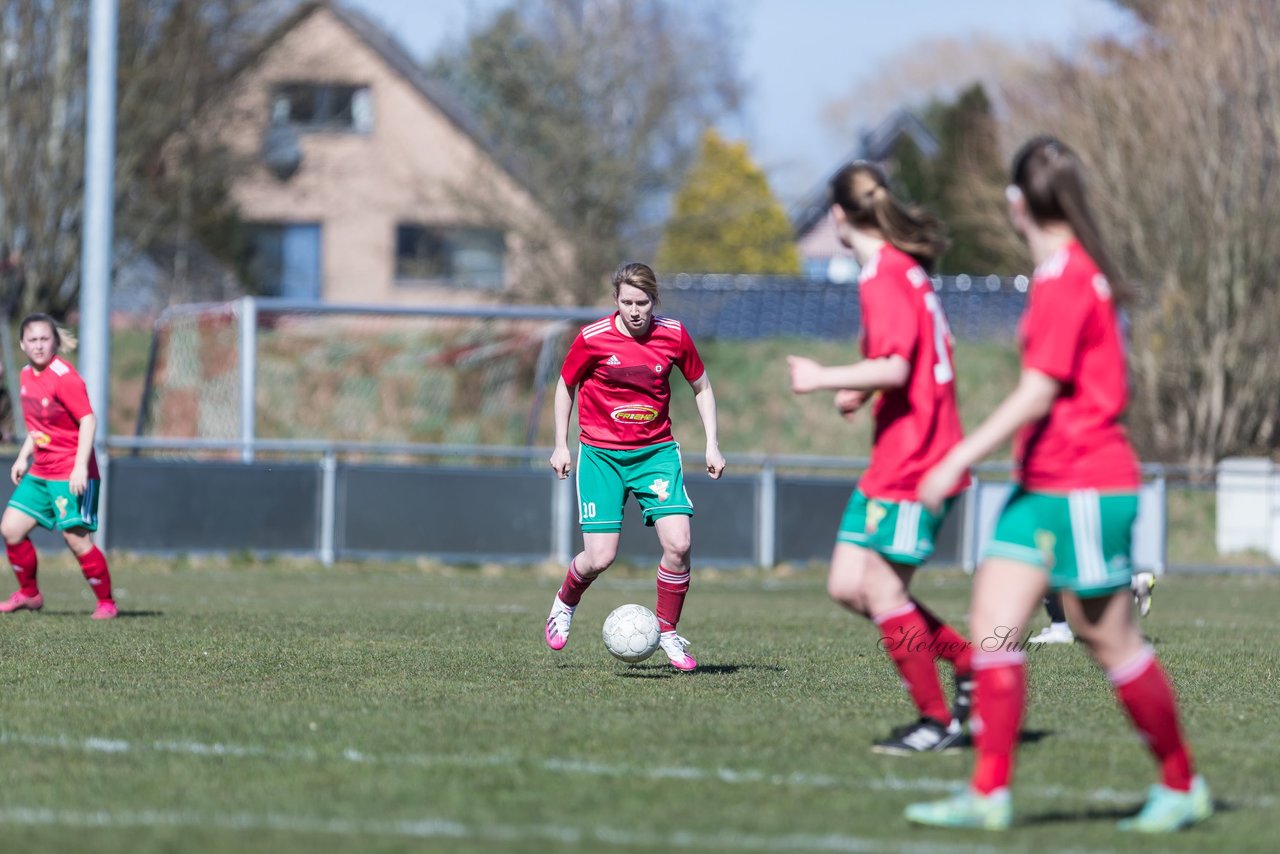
xmin=544 ymin=262 xmax=725 ymax=671
xmin=0 ymin=314 xmax=116 ymax=620
xmin=907 ymin=138 xmax=1209 ymax=832
xmin=788 ymin=162 xmax=975 ymax=755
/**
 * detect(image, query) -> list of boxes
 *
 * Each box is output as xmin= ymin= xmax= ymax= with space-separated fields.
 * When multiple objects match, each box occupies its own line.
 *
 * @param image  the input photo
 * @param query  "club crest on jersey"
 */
xmin=1035 ymin=530 xmax=1057 ymax=567
xmin=32 ymin=431 xmax=51 ymax=447
xmin=865 ymin=501 xmax=887 ymax=534
xmin=654 ymin=364 xmax=663 ymax=373
xmin=649 ymin=478 xmax=671 ymax=502
xmin=605 ymin=354 xmax=621 ymax=366
xmin=611 ymin=404 xmax=658 ymax=423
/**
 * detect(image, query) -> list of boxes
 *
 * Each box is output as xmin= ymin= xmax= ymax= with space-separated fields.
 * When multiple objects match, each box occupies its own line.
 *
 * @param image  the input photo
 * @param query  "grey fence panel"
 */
xmin=774 ymin=476 xmax=966 ymax=566
xmin=339 ymin=464 xmax=553 ymax=561
xmin=614 ymin=474 xmax=757 ymax=565
xmin=0 ymin=457 xmax=66 ymax=551
xmin=107 ymin=458 xmax=319 ymax=551
xmin=776 ymin=478 xmax=854 ymax=562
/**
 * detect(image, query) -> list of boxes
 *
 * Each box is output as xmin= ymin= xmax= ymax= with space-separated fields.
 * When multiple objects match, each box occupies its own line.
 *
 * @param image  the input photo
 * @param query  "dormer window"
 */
xmin=271 ymin=83 xmax=372 ymax=132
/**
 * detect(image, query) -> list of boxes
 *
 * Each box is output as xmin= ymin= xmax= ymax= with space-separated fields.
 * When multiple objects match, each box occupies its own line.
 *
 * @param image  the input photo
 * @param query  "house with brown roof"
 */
xmin=198 ymin=0 xmax=569 ymax=305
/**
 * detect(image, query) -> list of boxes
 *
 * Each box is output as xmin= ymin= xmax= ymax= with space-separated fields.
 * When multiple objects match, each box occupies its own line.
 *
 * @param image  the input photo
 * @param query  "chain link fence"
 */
xmin=659 ymin=273 xmax=1029 ymax=341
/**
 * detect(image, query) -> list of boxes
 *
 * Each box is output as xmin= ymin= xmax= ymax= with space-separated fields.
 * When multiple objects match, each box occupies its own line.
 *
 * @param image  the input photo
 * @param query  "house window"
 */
xmin=271 ymin=83 xmax=372 ymax=132
xmin=245 ymin=223 xmax=322 ymax=300
xmin=395 ymin=224 xmax=505 ymax=289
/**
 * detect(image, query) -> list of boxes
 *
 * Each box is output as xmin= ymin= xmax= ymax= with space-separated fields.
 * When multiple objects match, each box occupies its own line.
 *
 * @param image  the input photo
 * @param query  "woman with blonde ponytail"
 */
xmin=0 ymin=312 xmax=116 ymax=619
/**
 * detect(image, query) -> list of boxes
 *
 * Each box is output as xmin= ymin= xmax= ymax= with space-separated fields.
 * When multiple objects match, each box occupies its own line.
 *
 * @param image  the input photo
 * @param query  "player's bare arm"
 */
xmin=10 ymin=434 xmax=34 ymax=485
xmin=833 ymin=389 xmax=870 ymax=420
xmin=548 ymin=377 xmax=576 ymax=479
xmin=786 ymin=354 xmax=910 ymax=395
xmin=689 ymin=373 xmax=725 ymax=479
xmin=69 ymin=413 xmax=96 ymax=497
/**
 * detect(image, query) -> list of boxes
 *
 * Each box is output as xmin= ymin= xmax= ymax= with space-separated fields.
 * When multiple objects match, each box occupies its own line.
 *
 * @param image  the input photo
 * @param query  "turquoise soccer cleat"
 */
xmin=904 ymin=787 xmax=1012 ymax=830
xmin=1118 ymin=775 xmax=1212 ymax=832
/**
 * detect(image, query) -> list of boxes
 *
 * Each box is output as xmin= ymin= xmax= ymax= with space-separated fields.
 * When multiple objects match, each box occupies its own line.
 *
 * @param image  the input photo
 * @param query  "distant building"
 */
xmin=191 ymin=0 xmax=570 ymax=305
xmin=791 ymin=110 xmax=938 ymax=282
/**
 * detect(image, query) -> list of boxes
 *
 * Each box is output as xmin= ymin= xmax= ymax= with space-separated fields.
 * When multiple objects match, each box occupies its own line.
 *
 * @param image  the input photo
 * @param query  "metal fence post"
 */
xmin=961 ymin=476 xmax=980 ymax=573
xmin=319 ymin=449 xmax=337 ymax=567
xmin=238 ymin=296 xmax=257 ymax=463
xmin=552 ymin=475 xmax=573 ymax=567
xmin=757 ymin=462 xmax=776 ymax=567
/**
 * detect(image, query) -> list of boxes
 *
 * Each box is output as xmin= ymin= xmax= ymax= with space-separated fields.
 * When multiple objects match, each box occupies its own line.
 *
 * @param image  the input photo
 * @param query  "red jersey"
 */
xmin=1016 ymin=241 xmax=1140 ymax=491
xmin=20 ymin=356 xmax=100 ymax=479
xmin=561 ymin=313 xmax=706 ymax=450
xmin=857 ymin=244 xmax=969 ymax=501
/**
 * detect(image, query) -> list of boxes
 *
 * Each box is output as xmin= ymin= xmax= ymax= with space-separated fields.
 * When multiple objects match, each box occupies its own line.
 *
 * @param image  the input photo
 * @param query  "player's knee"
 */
xmin=662 ymin=537 xmax=691 ymax=565
xmin=580 ymin=547 xmax=617 ymax=574
xmin=61 ymin=530 xmax=92 ymax=556
xmin=0 ymin=519 xmax=27 ymax=545
xmin=827 ymin=575 xmax=868 ymax=614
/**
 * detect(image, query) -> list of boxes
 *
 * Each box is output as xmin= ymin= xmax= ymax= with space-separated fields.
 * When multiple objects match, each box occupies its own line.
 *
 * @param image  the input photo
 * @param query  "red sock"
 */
xmin=912 ymin=597 xmax=973 ymax=676
xmin=1109 ymin=646 xmax=1195 ymax=791
xmin=6 ymin=539 xmax=39 ymax=596
xmin=556 ymin=560 xmax=593 ymax=607
xmin=873 ymin=602 xmax=950 ymax=724
xmin=970 ymin=651 xmax=1026 ymax=794
xmin=76 ymin=546 xmax=113 ymax=603
xmin=655 ymin=565 xmax=689 ymax=632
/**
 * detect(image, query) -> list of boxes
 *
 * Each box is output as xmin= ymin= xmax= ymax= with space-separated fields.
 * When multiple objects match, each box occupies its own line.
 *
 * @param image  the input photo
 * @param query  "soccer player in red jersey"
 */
xmin=787 ymin=161 xmax=974 ymax=754
xmin=0 ymin=314 xmax=116 ymax=619
xmin=544 ymin=262 xmax=725 ymax=671
xmin=907 ymin=137 xmax=1210 ymax=831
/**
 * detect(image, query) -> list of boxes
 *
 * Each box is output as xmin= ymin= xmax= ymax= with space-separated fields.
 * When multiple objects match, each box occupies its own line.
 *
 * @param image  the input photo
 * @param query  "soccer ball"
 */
xmin=602 ymin=603 xmax=661 ymax=663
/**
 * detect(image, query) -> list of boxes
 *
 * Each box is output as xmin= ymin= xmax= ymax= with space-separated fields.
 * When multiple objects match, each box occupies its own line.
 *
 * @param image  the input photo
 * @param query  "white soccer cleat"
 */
xmin=544 ymin=596 xmax=574 ymax=650
xmin=659 ymin=631 xmax=697 ymax=671
xmin=1028 ymin=622 xmax=1074 ymax=644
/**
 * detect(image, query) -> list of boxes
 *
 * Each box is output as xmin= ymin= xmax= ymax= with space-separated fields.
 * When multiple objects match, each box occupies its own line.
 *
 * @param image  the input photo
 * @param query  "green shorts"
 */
xmin=837 ymin=490 xmax=953 ymax=567
xmin=576 ymin=441 xmax=692 ymax=533
xmin=983 ymin=487 xmax=1136 ymax=597
xmin=9 ymin=474 xmax=101 ymax=532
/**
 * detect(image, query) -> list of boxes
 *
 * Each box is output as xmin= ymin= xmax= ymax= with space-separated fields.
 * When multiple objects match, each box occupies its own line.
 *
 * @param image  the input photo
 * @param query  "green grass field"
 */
xmin=0 ymin=557 xmax=1275 ymax=853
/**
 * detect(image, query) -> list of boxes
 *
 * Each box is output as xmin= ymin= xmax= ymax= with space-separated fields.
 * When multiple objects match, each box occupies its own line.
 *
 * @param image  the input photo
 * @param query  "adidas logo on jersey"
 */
xmin=606 ymin=355 xmax=621 ymax=366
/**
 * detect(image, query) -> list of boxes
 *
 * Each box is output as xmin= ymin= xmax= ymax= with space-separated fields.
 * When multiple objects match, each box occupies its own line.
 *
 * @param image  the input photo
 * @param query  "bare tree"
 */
xmin=432 ymin=0 xmax=743 ymax=303
xmin=1003 ymin=0 xmax=1280 ymax=466
xmin=0 ymin=0 xmax=282 ymax=320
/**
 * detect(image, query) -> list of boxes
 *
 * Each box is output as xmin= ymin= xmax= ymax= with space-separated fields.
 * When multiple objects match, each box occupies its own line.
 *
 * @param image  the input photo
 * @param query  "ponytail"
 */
xmin=830 ymin=161 xmax=948 ymax=272
xmin=1011 ymin=136 xmax=1133 ymax=305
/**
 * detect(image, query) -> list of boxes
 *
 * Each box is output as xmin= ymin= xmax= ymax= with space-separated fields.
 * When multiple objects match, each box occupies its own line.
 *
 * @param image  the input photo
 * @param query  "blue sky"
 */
xmin=345 ymin=0 xmax=1136 ymax=204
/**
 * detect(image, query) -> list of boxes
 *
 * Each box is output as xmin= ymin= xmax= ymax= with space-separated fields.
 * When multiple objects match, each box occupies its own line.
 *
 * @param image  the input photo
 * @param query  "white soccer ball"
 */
xmin=602 ymin=603 xmax=661 ymax=663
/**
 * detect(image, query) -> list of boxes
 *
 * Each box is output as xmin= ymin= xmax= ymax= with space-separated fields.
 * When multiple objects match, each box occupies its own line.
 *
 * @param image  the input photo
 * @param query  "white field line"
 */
xmin=0 ymin=806 xmax=1001 ymax=854
xmin=0 ymin=731 xmax=1270 ymax=811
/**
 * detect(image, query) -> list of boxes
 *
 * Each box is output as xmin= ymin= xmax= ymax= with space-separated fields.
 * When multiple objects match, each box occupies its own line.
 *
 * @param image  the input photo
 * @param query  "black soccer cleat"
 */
xmin=871 ymin=717 xmax=965 ymax=755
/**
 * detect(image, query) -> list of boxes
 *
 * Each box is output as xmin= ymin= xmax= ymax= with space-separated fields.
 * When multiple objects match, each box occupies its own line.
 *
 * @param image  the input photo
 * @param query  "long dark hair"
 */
xmin=1011 ymin=136 xmax=1132 ymax=305
xmin=829 ymin=161 xmax=948 ymax=273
